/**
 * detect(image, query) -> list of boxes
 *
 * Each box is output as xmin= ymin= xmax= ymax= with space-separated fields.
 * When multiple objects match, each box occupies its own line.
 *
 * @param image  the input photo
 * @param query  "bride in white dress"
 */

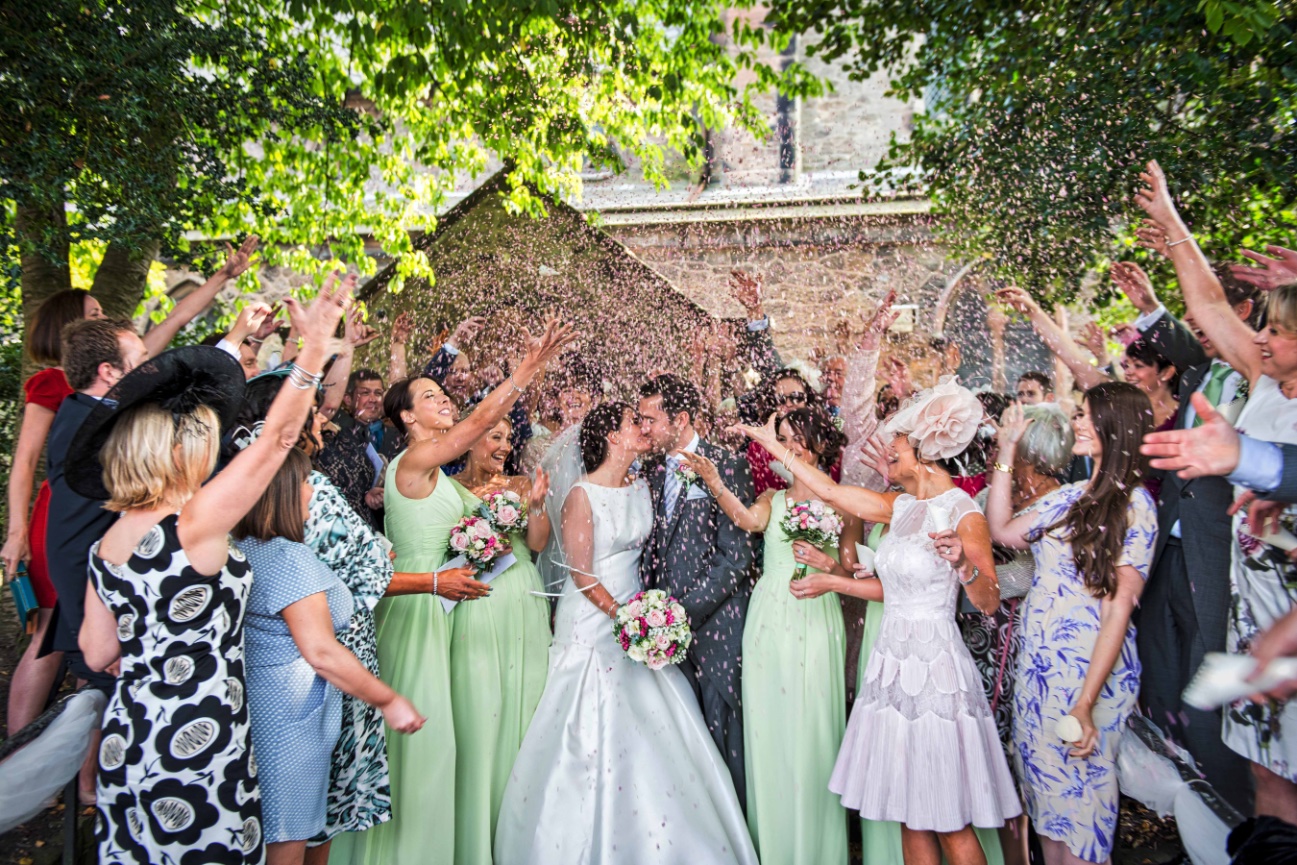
xmin=495 ymin=402 xmax=757 ymax=865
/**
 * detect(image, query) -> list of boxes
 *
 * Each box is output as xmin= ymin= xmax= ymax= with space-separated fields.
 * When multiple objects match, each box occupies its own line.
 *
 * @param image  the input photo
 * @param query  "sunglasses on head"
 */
xmin=777 ymin=391 xmax=807 ymax=405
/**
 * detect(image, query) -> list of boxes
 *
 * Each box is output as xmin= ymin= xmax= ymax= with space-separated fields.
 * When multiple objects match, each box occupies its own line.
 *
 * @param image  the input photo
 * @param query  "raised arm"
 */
xmin=561 ymin=486 xmax=621 ymax=618
xmin=1134 ymin=160 xmax=1262 ymax=384
xmin=841 ymin=290 xmax=897 ymax=489
xmin=142 ymin=236 xmax=258 ymax=357
xmin=319 ymin=306 xmax=378 ymax=420
xmin=679 ymin=451 xmax=773 ymax=533
xmin=996 ymin=287 xmax=1108 ymax=391
xmin=179 ymin=272 xmax=353 ymax=571
xmin=729 ymin=415 xmax=900 ymax=524
xmin=985 ymin=403 xmax=1041 ymax=549
xmin=387 ymin=312 xmax=414 ymax=383
xmin=399 ymin=318 xmax=577 ymax=476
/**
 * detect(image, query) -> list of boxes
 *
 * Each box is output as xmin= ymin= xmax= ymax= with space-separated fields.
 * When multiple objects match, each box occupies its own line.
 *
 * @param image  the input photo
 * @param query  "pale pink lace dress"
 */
xmin=829 ymin=487 xmax=1022 ymax=831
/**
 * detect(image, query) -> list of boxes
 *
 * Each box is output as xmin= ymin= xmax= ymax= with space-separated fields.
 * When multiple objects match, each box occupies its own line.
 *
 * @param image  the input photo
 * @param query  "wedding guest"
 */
xmin=686 ymin=405 xmax=851 ymax=864
xmin=74 ymin=272 xmax=349 ymax=865
xmin=638 ymin=374 xmax=756 ymax=802
xmin=522 ymin=354 xmax=599 ymax=472
xmin=200 ymin=300 xmax=279 ymax=379
xmin=1113 ymin=256 xmax=1260 ymax=809
xmin=342 ymin=319 xmax=574 ymax=865
xmin=987 ymin=383 xmax=1156 ymax=864
xmin=448 ymin=416 xmax=553 ymax=865
xmin=316 ymin=368 xmax=399 ymax=529
xmin=1014 ymin=372 xmax=1054 ymax=405
xmin=234 ymin=447 xmax=424 ymax=865
xmin=820 ymin=354 xmax=847 ymax=416
xmin=966 ymin=402 xmax=1072 ymax=865
xmin=731 ymin=380 xmax=1020 ymax=865
xmin=1137 ymin=159 xmax=1297 ymax=822
xmin=744 ymin=368 xmax=833 ymax=496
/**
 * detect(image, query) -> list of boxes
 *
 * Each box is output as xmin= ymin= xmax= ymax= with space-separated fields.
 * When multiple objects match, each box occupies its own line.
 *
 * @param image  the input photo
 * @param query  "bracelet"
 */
xmin=1166 ymin=235 xmax=1193 ymax=248
xmin=781 ymin=447 xmax=794 ymax=467
xmin=287 ymin=363 xmax=323 ymax=390
xmin=433 ymin=570 xmax=439 ymax=597
xmin=958 ymin=566 xmax=980 ymax=587
xmin=993 ymin=461 xmax=1013 ymax=474
xmin=506 ymin=374 xmax=524 ymax=396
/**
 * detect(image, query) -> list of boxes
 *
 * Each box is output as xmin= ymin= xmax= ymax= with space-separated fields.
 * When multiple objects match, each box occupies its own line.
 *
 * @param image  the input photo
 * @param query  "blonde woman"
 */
xmin=73 ymin=274 xmax=351 ymax=865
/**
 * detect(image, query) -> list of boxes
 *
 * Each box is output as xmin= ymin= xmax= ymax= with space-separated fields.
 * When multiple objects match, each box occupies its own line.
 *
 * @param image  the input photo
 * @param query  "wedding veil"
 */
xmin=536 ymin=423 xmax=585 ymax=596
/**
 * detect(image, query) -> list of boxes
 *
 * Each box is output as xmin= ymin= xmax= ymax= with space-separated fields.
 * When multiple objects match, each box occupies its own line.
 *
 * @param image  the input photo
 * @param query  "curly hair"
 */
xmin=777 ymin=406 xmax=846 ymax=471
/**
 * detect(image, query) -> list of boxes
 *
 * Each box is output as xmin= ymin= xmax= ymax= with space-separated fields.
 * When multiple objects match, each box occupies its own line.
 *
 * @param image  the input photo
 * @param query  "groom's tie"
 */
xmin=664 ymin=454 xmax=683 ymax=517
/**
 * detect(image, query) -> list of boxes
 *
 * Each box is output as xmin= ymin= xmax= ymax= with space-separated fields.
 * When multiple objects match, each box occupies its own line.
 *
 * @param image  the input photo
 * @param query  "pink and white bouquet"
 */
xmin=479 ymin=489 xmax=528 ymax=533
xmin=780 ymin=499 xmax=844 ymax=579
xmin=448 ymin=515 xmax=508 ymax=573
xmin=612 ymin=589 xmax=692 ymax=670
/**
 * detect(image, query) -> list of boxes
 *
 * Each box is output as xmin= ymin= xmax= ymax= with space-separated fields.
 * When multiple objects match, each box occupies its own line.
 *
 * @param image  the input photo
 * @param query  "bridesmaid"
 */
xmin=341 ymin=319 xmax=574 ymax=865
xmin=685 ymin=405 xmax=851 ymax=864
xmin=449 ymin=416 xmax=552 ymax=865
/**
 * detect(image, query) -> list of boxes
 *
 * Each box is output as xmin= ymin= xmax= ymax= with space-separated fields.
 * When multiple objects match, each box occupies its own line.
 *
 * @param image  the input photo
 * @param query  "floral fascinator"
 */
xmin=884 ymin=376 xmax=982 ymax=462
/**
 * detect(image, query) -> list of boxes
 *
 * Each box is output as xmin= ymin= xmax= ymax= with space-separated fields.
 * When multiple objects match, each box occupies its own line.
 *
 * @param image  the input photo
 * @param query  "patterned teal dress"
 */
xmin=303 ymin=473 xmax=394 ymax=842
xmin=1012 ymin=483 xmax=1157 ymax=862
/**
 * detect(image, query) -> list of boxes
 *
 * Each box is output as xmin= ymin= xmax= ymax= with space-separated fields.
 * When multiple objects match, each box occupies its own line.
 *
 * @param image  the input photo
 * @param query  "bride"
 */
xmin=494 ymin=402 xmax=757 ymax=864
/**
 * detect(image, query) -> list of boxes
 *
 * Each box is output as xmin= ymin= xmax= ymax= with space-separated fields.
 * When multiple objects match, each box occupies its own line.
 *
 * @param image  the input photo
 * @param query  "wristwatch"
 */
xmin=958 ymin=566 xmax=980 ymax=587
xmin=993 ymin=462 xmax=1013 ymax=474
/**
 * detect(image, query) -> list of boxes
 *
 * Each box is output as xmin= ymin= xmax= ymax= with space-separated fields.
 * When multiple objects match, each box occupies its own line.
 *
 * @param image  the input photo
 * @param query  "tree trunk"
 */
xmin=91 ymin=238 xmax=161 ymax=318
xmin=15 ymin=202 xmax=72 ymax=322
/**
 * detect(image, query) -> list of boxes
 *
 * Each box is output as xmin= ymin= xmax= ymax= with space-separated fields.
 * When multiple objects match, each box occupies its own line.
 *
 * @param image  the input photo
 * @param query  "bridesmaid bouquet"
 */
xmin=448 ymin=515 xmax=509 ymax=573
xmin=479 ymin=489 xmax=528 ymax=533
xmin=781 ymin=499 xmax=844 ymax=580
xmin=613 ymin=590 xmax=692 ymax=670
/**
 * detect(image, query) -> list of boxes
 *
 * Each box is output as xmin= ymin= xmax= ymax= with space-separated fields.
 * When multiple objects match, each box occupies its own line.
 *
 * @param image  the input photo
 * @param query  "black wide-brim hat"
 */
xmin=66 ymin=346 xmax=247 ymax=500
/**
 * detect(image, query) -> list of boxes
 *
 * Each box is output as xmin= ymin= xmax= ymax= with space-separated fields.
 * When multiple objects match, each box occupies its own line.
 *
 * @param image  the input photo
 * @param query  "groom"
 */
xmin=638 ymin=374 xmax=756 ymax=803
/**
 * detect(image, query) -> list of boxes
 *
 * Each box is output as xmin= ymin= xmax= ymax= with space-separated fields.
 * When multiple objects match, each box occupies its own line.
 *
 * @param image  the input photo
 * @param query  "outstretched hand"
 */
xmin=728 ymin=270 xmax=764 ymax=316
xmin=997 ymin=401 xmax=1032 ymax=452
xmin=995 ymin=286 xmax=1039 ymax=317
xmin=392 ymin=311 xmax=414 ymax=346
xmin=728 ymin=412 xmax=780 ymax=451
xmin=217 ymin=235 xmax=259 ymax=280
xmin=861 ymin=289 xmax=899 ymax=350
xmin=284 ymin=271 xmax=355 ymax=350
xmin=1110 ymin=261 xmax=1159 ymax=313
xmin=679 ymin=450 xmax=722 ymax=490
xmin=1140 ymin=392 xmax=1239 ymax=479
xmin=520 ymin=317 xmax=578 ymax=373
xmin=1231 ymin=245 xmax=1297 ymax=292
xmin=528 ymin=468 xmax=550 ymax=511
xmin=1133 ymin=160 xmax=1182 ymax=233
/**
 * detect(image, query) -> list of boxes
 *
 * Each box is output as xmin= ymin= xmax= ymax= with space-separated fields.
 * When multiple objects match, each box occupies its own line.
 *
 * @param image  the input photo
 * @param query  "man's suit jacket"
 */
xmin=1143 ymin=313 xmax=1235 ymax=651
xmin=640 ymin=441 xmax=756 ymax=709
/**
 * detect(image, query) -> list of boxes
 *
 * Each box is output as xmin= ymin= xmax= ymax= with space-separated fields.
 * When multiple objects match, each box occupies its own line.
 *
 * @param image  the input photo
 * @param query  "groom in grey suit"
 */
xmin=638 ymin=374 xmax=756 ymax=804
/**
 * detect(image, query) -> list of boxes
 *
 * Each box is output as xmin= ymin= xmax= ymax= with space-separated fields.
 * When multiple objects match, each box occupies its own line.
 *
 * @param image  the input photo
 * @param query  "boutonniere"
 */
xmin=1235 ymin=377 xmax=1250 ymax=401
xmin=673 ymin=463 xmax=698 ymax=488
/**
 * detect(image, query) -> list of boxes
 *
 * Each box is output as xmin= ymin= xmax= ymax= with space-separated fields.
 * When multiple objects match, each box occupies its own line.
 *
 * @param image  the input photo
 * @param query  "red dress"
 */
xmin=23 ymin=368 xmax=73 ymax=608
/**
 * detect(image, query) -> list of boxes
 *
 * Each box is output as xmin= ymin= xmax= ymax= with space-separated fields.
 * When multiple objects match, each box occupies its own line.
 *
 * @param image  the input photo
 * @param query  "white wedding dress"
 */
xmin=494 ymin=479 xmax=757 ymax=865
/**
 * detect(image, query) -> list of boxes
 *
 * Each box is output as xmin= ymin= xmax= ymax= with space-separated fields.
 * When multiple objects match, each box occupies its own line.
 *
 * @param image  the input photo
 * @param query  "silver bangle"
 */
xmin=506 ymin=375 xmax=524 ymax=396
xmin=1166 ymin=235 xmax=1193 ymax=248
xmin=433 ymin=571 xmax=439 ymax=597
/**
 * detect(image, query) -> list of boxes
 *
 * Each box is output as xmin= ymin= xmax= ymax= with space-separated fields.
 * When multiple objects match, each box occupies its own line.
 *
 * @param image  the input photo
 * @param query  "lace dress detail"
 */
xmin=830 ymin=488 xmax=1021 ymax=832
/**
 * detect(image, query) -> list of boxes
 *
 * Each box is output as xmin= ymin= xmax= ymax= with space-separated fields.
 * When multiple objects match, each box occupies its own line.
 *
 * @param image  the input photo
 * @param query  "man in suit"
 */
xmin=1122 ymin=261 xmax=1260 ymax=810
xmin=638 ymin=374 xmax=756 ymax=802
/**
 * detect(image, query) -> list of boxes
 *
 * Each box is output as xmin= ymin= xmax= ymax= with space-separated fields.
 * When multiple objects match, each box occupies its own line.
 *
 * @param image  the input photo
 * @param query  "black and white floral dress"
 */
xmin=90 ymin=514 xmax=263 ymax=864
xmin=303 ymin=473 xmax=394 ymax=842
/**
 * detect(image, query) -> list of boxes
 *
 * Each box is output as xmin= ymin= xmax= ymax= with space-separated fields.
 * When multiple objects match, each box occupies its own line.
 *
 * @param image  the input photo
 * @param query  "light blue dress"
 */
xmin=1012 ymin=483 xmax=1157 ymax=862
xmin=241 ymin=536 xmax=355 ymax=844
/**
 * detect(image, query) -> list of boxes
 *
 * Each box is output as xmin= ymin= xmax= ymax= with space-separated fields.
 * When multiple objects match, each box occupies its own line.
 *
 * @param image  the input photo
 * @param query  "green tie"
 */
xmin=1194 ymin=363 xmax=1232 ymax=427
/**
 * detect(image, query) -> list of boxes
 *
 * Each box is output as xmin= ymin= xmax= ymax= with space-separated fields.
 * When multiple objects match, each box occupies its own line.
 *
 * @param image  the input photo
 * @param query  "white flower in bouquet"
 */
xmin=612 ymin=589 xmax=692 ymax=669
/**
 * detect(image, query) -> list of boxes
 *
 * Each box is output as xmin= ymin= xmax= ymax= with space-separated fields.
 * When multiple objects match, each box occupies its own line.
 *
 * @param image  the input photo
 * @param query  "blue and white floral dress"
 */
xmin=1012 ymin=483 xmax=1156 ymax=863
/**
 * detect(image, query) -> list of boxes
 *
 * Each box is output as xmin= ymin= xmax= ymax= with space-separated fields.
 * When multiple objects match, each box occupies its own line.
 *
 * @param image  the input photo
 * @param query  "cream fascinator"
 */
xmin=884 ymin=376 xmax=982 ymax=463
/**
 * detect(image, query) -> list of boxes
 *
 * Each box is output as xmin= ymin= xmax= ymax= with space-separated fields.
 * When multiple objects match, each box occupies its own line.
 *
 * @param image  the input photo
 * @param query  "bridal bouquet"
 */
xmin=613 ymin=590 xmax=692 ymax=671
xmin=781 ymin=499 xmax=844 ymax=580
xmin=479 ymin=489 xmax=528 ymax=533
xmin=448 ymin=515 xmax=508 ymax=573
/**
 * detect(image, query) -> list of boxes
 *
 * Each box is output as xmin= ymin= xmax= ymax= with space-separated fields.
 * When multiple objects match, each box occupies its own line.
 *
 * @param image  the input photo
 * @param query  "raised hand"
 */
xmin=679 ymin=451 xmax=722 ymax=490
xmin=529 ymin=468 xmax=550 ymax=511
xmin=1110 ymin=261 xmax=1159 ymax=313
xmin=451 ymin=315 xmax=487 ymax=349
xmin=728 ymin=270 xmax=765 ymax=317
xmin=728 ymin=412 xmax=780 ymax=452
xmin=996 ymin=401 xmax=1033 ymax=452
xmin=520 ymin=317 xmax=578 ymax=372
xmin=1080 ymin=321 xmax=1109 ymax=362
xmin=392 ymin=311 xmax=414 ymax=346
xmin=861 ymin=289 xmax=899 ymax=350
xmin=345 ymin=307 xmax=380 ymax=348
xmin=995 ymin=286 xmax=1039 ymax=317
xmin=1134 ymin=220 xmax=1171 ymax=257
xmin=284 ymin=271 xmax=355 ymax=349
xmin=1133 ymin=160 xmax=1182 ymax=231
xmin=884 ymin=355 xmax=913 ymax=400
xmin=861 ymin=433 xmax=897 ymax=488
xmin=1109 ymin=322 xmax=1141 ymax=347
xmin=1231 ymin=245 xmax=1297 ymax=292
xmin=228 ymin=301 xmax=273 ymax=344
xmin=252 ymin=303 xmax=283 ymax=341
xmin=217 ymin=235 xmax=259 ymax=280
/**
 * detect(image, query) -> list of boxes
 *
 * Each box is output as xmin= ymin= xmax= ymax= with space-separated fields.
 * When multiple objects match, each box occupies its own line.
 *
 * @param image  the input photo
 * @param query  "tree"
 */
xmin=2 ymin=0 xmax=822 ymax=326
xmin=768 ymin=0 xmax=1297 ymax=303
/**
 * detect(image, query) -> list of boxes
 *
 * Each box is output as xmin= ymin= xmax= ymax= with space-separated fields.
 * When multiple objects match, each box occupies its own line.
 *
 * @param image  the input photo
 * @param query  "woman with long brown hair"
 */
xmin=986 ymin=382 xmax=1158 ymax=865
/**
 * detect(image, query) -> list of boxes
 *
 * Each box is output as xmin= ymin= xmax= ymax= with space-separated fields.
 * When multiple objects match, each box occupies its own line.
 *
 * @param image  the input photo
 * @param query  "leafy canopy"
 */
xmin=768 ymin=0 xmax=1297 ymax=303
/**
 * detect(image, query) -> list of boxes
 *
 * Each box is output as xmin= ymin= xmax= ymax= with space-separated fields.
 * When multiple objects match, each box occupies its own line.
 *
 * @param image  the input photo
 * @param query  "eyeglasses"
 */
xmin=777 ymin=392 xmax=807 ymax=405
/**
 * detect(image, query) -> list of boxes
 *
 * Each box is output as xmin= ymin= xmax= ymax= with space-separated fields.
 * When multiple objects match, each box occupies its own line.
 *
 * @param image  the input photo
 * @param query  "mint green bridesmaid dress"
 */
xmin=332 ymin=455 xmax=459 ymax=865
xmin=448 ymin=485 xmax=551 ymax=865
xmin=743 ymin=491 xmax=848 ymax=864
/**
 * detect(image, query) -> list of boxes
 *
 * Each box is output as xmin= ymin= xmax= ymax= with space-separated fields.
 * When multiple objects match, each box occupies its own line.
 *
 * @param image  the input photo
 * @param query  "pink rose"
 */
xmin=497 ymin=505 xmax=519 ymax=524
xmin=450 ymin=533 xmax=470 ymax=551
xmin=646 ymin=609 xmax=667 ymax=628
xmin=654 ymin=633 xmax=671 ymax=649
xmin=646 ymin=656 xmax=668 ymax=671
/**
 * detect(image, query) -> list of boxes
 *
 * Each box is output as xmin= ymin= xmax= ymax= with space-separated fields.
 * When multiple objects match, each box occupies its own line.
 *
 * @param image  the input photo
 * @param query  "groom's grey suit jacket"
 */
xmin=641 ymin=441 xmax=756 ymax=710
